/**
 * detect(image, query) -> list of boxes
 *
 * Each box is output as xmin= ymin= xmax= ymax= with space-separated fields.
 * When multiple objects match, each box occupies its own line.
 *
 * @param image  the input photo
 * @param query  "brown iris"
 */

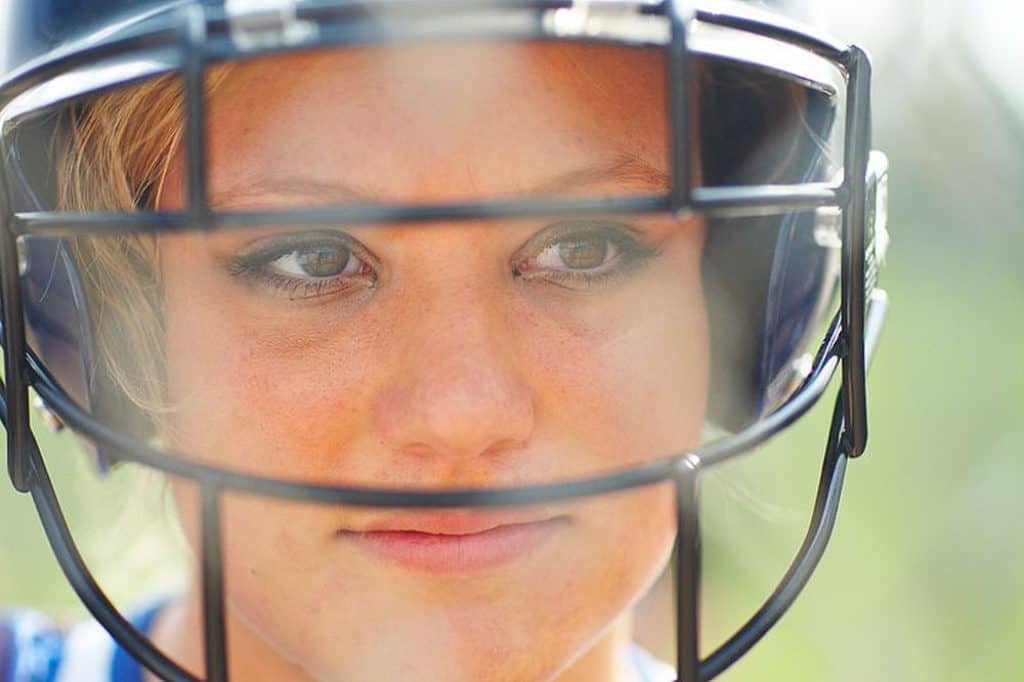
xmin=558 ymin=236 xmax=608 ymax=270
xmin=296 ymin=244 xmax=350 ymax=277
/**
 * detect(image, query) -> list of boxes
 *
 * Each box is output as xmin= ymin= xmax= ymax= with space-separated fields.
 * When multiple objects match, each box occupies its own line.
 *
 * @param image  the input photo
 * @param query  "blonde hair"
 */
xmin=58 ymin=70 xmax=229 ymax=439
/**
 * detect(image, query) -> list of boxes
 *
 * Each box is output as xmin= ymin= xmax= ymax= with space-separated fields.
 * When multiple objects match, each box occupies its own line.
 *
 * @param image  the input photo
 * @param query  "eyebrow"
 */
xmin=209 ymin=153 xmax=670 ymax=209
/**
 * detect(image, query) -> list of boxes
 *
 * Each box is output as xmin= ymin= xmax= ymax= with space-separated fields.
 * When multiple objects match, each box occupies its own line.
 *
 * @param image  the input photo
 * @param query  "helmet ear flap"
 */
xmin=754 ymin=85 xmax=841 ymax=419
xmin=21 ymin=236 xmax=119 ymax=472
xmin=699 ymin=61 xmax=840 ymax=434
xmin=702 ymin=215 xmax=837 ymax=435
xmin=6 ymin=113 xmax=121 ymax=472
xmin=703 ymin=215 xmax=779 ymax=432
xmin=756 ymin=209 xmax=838 ymax=414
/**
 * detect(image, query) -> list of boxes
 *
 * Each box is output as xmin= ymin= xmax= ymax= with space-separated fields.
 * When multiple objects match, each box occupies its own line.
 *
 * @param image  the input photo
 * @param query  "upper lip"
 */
xmin=341 ymin=510 xmax=566 ymax=536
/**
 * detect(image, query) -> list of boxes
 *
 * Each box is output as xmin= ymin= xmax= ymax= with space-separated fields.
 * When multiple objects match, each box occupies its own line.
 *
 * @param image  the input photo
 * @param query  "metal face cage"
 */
xmin=0 ymin=1 xmax=889 ymax=681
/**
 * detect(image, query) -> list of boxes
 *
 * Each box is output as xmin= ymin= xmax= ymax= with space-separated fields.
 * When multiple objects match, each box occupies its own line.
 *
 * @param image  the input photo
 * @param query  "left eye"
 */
xmin=532 ymin=235 xmax=621 ymax=272
xmin=268 ymin=242 xmax=364 ymax=279
xmin=513 ymin=221 xmax=658 ymax=287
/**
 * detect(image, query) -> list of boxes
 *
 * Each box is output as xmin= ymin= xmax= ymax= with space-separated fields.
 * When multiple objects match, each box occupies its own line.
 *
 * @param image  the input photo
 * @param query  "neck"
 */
xmin=555 ymin=612 xmax=643 ymax=682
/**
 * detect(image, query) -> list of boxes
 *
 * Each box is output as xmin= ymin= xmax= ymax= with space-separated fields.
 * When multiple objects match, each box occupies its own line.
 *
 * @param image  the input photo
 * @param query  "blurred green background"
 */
xmin=695 ymin=1 xmax=1024 ymax=679
xmin=1 ymin=1 xmax=1022 ymax=680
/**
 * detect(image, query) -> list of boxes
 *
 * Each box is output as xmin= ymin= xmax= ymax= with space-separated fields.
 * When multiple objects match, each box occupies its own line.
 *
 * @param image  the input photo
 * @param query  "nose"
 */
xmin=373 ymin=282 xmax=535 ymax=462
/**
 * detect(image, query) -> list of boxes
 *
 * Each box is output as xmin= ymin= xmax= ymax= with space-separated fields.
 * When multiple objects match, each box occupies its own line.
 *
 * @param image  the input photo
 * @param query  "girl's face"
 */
xmin=155 ymin=43 xmax=708 ymax=680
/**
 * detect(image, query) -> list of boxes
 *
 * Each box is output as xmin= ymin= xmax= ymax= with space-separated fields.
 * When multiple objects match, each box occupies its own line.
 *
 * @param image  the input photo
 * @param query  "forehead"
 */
xmin=203 ymin=42 xmax=669 ymax=203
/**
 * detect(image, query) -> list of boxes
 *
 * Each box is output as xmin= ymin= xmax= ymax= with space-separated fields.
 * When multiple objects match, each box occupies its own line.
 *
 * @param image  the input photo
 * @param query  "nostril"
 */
xmin=480 ymin=437 xmax=528 ymax=459
xmin=397 ymin=436 xmax=528 ymax=461
xmin=402 ymin=442 xmax=436 ymax=458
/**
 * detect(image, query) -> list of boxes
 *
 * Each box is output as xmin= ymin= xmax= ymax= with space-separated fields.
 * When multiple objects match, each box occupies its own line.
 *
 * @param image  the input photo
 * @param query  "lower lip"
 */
xmin=342 ymin=518 xmax=569 ymax=573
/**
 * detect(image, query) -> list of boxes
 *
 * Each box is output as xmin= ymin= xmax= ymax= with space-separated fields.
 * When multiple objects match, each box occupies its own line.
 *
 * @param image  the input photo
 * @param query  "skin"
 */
xmin=147 ymin=42 xmax=708 ymax=681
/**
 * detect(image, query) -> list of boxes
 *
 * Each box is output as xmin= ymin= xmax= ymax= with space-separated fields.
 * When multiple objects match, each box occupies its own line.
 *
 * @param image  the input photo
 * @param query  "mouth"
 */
xmin=337 ymin=512 xmax=571 ymax=573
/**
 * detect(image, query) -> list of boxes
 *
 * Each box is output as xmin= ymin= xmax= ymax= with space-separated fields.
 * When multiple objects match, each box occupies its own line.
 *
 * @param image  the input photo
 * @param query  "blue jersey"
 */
xmin=1 ymin=604 xmax=674 ymax=681
xmin=0 ymin=602 xmax=164 ymax=682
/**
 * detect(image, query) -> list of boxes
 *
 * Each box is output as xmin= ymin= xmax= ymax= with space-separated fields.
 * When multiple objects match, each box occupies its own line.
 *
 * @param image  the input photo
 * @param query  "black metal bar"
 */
xmin=12 ymin=194 xmax=671 ymax=236
xmin=25 ymin=295 xmax=890 ymax=522
xmin=27 ymin=296 xmax=887 ymax=510
xmin=674 ymin=455 xmax=702 ymax=682
xmin=690 ymin=184 xmax=842 ymax=215
xmin=13 ymin=210 xmax=191 ymax=235
xmin=0 ymin=176 xmax=33 ymax=492
xmin=692 ymin=7 xmax=846 ymax=60
xmin=41 ymin=374 xmax=683 ymax=506
xmin=698 ymin=291 xmax=887 ymax=679
xmin=200 ymin=482 xmax=229 ymax=682
xmin=11 ymin=180 xmax=845 ymax=236
xmin=26 ymin=327 xmax=836 ymax=508
xmin=182 ymin=4 xmax=211 ymax=229
xmin=27 ymin=445 xmax=200 ymax=682
xmin=666 ymin=0 xmax=694 ymax=211
xmin=839 ymin=46 xmax=871 ymax=457
xmin=700 ymin=387 xmax=849 ymax=680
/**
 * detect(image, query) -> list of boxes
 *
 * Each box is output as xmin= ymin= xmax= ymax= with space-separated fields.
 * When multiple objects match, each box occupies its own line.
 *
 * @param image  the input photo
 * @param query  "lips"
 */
xmin=338 ymin=512 xmax=570 ymax=573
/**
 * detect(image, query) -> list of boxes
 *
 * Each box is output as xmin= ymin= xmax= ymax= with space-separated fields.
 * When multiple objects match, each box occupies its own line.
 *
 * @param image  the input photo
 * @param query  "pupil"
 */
xmin=558 ymin=237 xmax=607 ymax=270
xmin=297 ymin=244 xmax=349 ymax=277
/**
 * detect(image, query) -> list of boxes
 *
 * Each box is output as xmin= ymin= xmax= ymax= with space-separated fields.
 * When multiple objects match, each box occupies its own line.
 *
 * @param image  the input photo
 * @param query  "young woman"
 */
xmin=0 ymin=1 xmax=888 ymax=681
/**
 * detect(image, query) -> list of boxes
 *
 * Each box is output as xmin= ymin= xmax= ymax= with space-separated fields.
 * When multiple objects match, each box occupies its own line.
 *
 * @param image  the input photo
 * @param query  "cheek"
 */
xmin=529 ymin=238 xmax=709 ymax=462
xmin=160 ymin=251 xmax=379 ymax=476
